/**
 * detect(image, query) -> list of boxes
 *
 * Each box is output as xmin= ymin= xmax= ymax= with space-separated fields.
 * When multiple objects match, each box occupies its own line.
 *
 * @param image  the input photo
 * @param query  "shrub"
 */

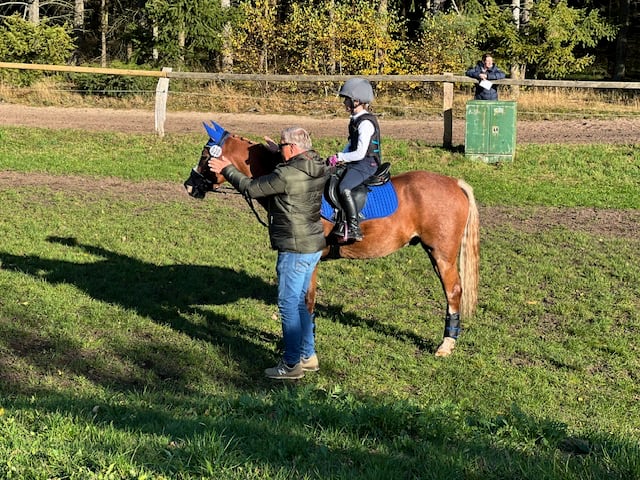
xmin=66 ymin=62 xmax=157 ymax=97
xmin=0 ymin=14 xmax=75 ymax=86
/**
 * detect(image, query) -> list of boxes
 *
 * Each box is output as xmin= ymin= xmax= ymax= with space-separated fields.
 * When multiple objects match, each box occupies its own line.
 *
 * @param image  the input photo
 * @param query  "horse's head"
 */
xmin=184 ymin=121 xmax=230 ymax=199
xmin=184 ymin=120 xmax=280 ymax=199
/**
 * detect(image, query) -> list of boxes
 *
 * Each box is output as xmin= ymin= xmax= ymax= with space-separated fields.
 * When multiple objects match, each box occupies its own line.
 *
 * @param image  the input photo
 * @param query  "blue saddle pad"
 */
xmin=321 ymin=181 xmax=398 ymax=223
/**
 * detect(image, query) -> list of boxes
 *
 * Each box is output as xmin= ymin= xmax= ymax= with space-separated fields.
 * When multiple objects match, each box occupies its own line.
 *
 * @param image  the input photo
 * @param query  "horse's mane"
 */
xmin=231 ymin=133 xmax=258 ymax=145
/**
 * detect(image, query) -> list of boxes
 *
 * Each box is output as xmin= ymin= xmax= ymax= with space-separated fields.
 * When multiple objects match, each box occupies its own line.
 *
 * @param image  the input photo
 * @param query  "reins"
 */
xmin=212 ymin=186 xmax=269 ymax=228
xmin=244 ymin=195 xmax=269 ymax=228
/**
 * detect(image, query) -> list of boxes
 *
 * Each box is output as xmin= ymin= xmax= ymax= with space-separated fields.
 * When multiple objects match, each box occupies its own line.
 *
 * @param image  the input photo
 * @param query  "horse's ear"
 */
xmin=203 ymin=121 xmax=226 ymax=145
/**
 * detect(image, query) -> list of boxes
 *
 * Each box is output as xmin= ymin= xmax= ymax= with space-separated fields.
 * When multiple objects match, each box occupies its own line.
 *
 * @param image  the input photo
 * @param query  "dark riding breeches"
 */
xmin=338 ymin=158 xmax=378 ymax=192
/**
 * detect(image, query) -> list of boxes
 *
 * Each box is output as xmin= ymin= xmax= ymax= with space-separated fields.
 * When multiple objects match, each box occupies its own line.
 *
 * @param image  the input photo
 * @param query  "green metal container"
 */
xmin=464 ymin=100 xmax=517 ymax=163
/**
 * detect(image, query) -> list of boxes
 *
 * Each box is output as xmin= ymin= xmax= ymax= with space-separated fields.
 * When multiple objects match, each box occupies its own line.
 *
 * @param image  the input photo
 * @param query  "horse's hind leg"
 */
xmin=427 ymin=251 xmax=463 ymax=357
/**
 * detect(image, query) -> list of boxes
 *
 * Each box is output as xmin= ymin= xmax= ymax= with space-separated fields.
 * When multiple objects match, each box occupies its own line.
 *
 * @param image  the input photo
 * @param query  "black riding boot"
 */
xmin=341 ymin=189 xmax=363 ymax=241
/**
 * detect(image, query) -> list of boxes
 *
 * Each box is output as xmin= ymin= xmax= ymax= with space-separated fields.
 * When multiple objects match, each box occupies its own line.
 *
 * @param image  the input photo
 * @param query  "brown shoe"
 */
xmin=264 ymin=359 xmax=304 ymax=379
xmin=300 ymin=354 xmax=319 ymax=372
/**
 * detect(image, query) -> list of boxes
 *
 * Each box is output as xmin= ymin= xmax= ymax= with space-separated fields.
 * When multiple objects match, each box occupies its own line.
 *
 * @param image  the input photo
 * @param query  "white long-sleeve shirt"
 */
xmin=336 ymin=110 xmax=375 ymax=163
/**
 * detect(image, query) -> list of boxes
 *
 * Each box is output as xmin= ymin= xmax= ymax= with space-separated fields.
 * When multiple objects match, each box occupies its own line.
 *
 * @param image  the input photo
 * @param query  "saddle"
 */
xmin=324 ymin=162 xmax=392 ymax=216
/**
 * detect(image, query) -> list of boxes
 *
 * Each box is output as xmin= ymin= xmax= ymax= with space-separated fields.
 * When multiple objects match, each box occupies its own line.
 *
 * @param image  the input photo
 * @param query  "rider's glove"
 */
xmin=326 ymin=154 xmax=339 ymax=167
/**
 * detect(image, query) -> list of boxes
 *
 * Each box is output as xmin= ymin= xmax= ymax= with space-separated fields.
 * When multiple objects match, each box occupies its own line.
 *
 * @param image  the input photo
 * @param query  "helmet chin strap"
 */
xmin=345 ymin=98 xmax=362 ymax=114
xmin=352 ymin=102 xmax=365 ymax=115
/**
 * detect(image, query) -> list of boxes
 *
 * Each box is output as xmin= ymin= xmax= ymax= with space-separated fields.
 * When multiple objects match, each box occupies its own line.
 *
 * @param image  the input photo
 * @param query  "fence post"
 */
xmin=155 ymin=67 xmax=172 ymax=137
xmin=442 ymin=72 xmax=454 ymax=148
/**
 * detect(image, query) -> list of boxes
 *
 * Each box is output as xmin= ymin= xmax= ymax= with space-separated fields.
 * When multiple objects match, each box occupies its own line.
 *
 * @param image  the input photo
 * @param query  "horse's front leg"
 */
xmin=305 ymin=265 xmax=319 ymax=314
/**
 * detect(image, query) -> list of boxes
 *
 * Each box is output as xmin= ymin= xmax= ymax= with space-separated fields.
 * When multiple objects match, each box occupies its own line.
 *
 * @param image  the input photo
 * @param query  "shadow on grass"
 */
xmin=316 ymin=303 xmax=440 ymax=353
xmin=4 ymin=386 xmax=635 ymax=480
xmin=1 ymin=242 xmax=638 ymax=478
xmin=0 ymin=236 xmax=281 ymax=391
xmin=0 ymin=235 xmax=449 ymax=395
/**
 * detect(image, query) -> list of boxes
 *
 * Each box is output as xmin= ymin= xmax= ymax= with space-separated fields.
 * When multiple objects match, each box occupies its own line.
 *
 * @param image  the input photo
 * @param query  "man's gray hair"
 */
xmin=281 ymin=127 xmax=312 ymax=150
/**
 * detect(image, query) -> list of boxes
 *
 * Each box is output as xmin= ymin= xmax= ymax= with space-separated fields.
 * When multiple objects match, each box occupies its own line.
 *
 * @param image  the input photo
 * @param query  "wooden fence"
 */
xmin=2 ymin=61 xmax=640 ymax=144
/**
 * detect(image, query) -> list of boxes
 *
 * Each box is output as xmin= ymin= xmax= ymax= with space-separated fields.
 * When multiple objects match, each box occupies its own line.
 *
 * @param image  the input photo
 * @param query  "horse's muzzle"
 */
xmin=184 ymin=168 xmax=213 ymax=199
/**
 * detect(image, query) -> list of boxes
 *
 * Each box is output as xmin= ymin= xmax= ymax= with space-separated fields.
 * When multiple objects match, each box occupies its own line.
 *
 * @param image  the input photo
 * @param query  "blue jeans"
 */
xmin=276 ymin=250 xmax=322 ymax=365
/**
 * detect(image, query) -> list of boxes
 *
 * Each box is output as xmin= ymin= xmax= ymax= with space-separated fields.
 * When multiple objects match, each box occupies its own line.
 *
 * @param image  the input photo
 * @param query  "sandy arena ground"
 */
xmin=1 ymin=103 xmax=639 ymax=144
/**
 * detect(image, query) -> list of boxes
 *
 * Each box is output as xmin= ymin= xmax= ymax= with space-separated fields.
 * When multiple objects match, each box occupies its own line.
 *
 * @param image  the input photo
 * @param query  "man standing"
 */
xmin=209 ymin=127 xmax=327 ymax=380
xmin=466 ymin=53 xmax=506 ymax=100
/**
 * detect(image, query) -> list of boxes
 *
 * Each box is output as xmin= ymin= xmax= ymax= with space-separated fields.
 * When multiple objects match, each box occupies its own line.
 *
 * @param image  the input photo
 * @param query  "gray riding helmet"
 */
xmin=338 ymin=78 xmax=374 ymax=104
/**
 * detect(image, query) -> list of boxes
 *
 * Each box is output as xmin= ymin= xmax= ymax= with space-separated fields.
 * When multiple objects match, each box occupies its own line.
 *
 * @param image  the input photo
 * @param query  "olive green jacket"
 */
xmin=222 ymin=149 xmax=328 ymax=253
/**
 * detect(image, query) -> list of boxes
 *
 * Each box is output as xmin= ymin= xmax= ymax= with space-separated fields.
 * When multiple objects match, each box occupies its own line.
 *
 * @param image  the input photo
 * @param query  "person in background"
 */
xmin=327 ymin=77 xmax=382 ymax=242
xmin=466 ymin=53 xmax=506 ymax=100
xmin=209 ymin=127 xmax=328 ymax=380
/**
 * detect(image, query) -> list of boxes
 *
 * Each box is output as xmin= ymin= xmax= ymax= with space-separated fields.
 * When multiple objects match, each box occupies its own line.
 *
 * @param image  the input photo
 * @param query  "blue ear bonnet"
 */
xmin=203 ymin=121 xmax=229 ymax=146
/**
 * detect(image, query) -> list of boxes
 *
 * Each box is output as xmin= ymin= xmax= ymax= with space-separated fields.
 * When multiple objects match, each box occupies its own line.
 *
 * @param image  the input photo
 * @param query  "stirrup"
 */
xmin=346 ymin=223 xmax=363 ymax=242
xmin=332 ymin=221 xmax=347 ymax=237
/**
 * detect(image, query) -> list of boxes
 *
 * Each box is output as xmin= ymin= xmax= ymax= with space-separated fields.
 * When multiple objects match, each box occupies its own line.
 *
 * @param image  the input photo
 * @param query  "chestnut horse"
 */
xmin=184 ymin=121 xmax=479 ymax=356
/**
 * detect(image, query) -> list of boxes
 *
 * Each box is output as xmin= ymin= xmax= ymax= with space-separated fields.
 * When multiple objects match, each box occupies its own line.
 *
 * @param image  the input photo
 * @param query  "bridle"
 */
xmin=197 ymin=121 xmax=270 ymax=227
xmin=184 ymin=121 xmax=229 ymax=199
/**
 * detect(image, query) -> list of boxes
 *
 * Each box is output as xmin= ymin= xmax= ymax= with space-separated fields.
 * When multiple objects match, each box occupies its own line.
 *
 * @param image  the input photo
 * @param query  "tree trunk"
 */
xmin=152 ymin=25 xmax=159 ymax=61
xmin=28 ymin=0 xmax=39 ymax=24
xmin=221 ymin=0 xmax=233 ymax=72
xmin=614 ymin=0 xmax=631 ymax=80
xmin=510 ymin=63 xmax=525 ymax=98
xmin=70 ymin=0 xmax=84 ymax=65
xmin=329 ymin=0 xmax=336 ymax=74
xmin=74 ymin=0 xmax=84 ymax=29
xmin=101 ymin=0 xmax=108 ymax=67
xmin=511 ymin=0 xmax=520 ymax=28
xmin=521 ymin=0 xmax=532 ymax=26
xmin=178 ymin=30 xmax=186 ymax=65
xmin=509 ymin=0 xmax=520 ymax=96
xmin=377 ymin=0 xmax=388 ymax=73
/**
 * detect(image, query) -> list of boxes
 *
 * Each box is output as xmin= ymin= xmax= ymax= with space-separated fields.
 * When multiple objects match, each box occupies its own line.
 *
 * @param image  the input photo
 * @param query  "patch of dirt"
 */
xmin=479 ymin=205 xmax=640 ymax=240
xmin=1 ymin=171 xmax=638 ymax=240
xmin=1 ymin=103 xmax=640 ymax=144
xmin=1 ymin=103 xmax=638 ymax=238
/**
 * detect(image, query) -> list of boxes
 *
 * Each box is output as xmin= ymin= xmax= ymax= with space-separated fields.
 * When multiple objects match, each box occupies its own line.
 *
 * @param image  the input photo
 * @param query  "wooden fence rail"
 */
xmin=2 ymin=61 xmax=640 ymax=143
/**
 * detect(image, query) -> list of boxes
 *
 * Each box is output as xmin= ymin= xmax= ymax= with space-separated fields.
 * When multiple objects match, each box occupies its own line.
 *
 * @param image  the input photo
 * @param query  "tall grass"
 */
xmin=0 ymin=126 xmax=639 ymax=479
xmin=2 ymin=77 xmax=639 ymax=120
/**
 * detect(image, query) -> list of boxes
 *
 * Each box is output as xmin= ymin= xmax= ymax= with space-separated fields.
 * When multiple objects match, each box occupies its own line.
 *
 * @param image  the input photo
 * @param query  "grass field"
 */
xmin=1 ymin=126 xmax=639 ymax=479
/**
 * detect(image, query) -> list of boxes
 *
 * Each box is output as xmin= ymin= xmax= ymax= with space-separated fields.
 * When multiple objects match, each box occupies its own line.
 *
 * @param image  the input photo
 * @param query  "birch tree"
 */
xmin=28 ymin=0 xmax=39 ymax=23
xmin=221 ymin=0 xmax=232 ymax=71
xmin=100 ymin=0 xmax=107 ymax=66
xmin=74 ymin=0 xmax=83 ymax=28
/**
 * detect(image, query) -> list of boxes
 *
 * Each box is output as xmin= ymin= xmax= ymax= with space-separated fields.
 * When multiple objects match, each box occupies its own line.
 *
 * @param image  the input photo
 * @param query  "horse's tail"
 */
xmin=457 ymin=179 xmax=479 ymax=319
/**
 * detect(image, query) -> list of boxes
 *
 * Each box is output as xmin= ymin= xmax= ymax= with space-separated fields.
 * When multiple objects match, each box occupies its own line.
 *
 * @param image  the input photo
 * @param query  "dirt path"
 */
xmin=1 ymin=103 xmax=639 ymax=144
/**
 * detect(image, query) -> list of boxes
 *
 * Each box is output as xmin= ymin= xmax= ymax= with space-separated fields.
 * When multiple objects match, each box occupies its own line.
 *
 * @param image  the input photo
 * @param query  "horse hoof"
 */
xmin=435 ymin=337 xmax=456 ymax=357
